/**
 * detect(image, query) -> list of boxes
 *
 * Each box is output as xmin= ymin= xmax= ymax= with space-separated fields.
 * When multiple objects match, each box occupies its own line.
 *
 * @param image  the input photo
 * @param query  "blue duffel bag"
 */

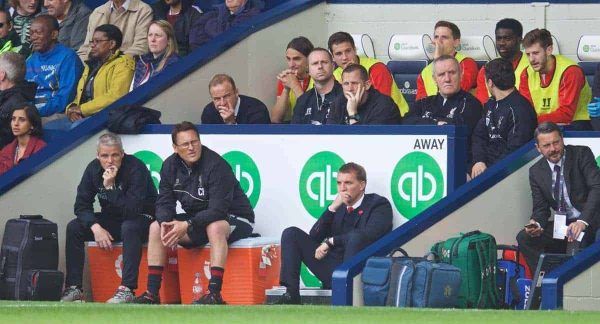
xmin=362 ymin=248 xmax=419 ymax=306
xmin=363 ymin=248 xmax=461 ymax=308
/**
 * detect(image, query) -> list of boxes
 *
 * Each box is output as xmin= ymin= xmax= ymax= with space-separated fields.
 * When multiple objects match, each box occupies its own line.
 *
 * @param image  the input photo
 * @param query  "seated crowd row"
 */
xmin=2 ymin=17 xmax=600 ymax=180
xmin=0 ymin=0 xmax=263 ymax=173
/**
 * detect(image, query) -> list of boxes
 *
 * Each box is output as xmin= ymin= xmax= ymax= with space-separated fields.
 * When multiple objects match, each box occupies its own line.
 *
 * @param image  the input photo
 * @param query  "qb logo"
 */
xmin=222 ymin=151 xmax=261 ymax=208
xmin=299 ymin=151 xmax=345 ymax=219
xmin=390 ymin=152 xmax=444 ymax=219
xmin=133 ymin=150 xmax=164 ymax=189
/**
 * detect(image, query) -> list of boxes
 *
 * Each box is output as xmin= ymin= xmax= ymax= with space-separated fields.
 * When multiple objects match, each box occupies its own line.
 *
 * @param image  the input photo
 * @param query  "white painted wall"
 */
xmin=325 ymin=3 xmax=600 ymax=62
xmin=564 ymin=261 xmax=600 ymax=310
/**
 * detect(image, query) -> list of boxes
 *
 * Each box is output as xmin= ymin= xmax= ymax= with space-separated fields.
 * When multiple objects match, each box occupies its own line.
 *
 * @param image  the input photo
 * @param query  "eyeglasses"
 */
xmin=90 ymin=39 xmax=111 ymax=45
xmin=176 ymin=139 xmax=200 ymax=149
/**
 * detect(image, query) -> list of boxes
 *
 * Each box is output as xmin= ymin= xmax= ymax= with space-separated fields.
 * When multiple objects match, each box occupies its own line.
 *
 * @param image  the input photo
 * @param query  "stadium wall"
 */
xmin=325 ymin=2 xmax=600 ymax=62
xmin=145 ymin=3 xmax=328 ymax=123
xmin=562 ymin=249 xmax=600 ymax=310
xmin=142 ymin=1 xmax=600 ymax=120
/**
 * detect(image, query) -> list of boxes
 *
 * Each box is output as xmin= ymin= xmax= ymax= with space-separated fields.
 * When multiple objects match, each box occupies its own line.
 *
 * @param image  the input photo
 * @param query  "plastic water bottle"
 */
xmin=192 ymin=272 xmax=203 ymax=301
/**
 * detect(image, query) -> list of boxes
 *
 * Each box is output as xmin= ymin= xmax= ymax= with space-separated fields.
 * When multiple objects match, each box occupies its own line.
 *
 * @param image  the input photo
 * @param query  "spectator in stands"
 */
xmin=271 ymin=36 xmax=313 ymax=123
xmin=276 ymin=162 xmax=393 ymax=304
xmin=0 ymin=10 xmax=23 ymax=54
xmin=404 ymin=55 xmax=481 ymax=134
xmin=328 ymin=31 xmax=408 ymax=116
xmin=65 ymin=24 xmax=134 ymax=122
xmin=586 ymin=63 xmax=600 ymax=130
xmin=0 ymin=52 xmax=35 ymax=149
xmin=201 ymin=73 xmax=269 ymax=124
xmin=0 ymin=104 xmax=45 ymax=175
xmin=77 ymin=0 xmax=153 ymax=60
xmin=61 ymin=133 xmax=157 ymax=303
xmin=25 ymin=15 xmax=83 ymax=122
xmin=517 ymin=122 xmax=600 ymax=271
xmin=475 ymin=18 xmax=529 ymax=105
xmin=471 ymin=58 xmax=537 ymax=179
xmin=291 ymin=48 xmax=341 ymax=125
xmin=190 ymin=0 xmax=262 ymax=50
xmin=416 ymin=21 xmax=478 ymax=101
xmin=519 ymin=29 xmax=592 ymax=130
xmin=327 ymin=64 xmax=401 ymax=125
xmin=44 ymin=0 xmax=91 ymax=51
xmin=130 ymin=20 xmax=179 ymax=91
xmin=134 ymin=121 xmax=254 ymax=305
xmin=151 ymin=0 xmax=202 ymax=56
xmin=10 ymin=0 xmax=42 ymax=55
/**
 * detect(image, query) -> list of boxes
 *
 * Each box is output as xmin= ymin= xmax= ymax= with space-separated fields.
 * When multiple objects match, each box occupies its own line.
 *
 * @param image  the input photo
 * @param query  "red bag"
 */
xmin=502 ymin=249 xmax=532 ymax=279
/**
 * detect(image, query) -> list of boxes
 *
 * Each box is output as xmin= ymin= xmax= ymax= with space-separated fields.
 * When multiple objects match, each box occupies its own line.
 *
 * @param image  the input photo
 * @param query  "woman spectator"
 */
xmin=0 ymin=104 xmax=45 ymax=175
xmin=65 ymin=24 xmax=134 ymax=122
xmin=130 ymin=20 xmax=179 ymax=90
xmin=10 ymin=0 xmax=41 ymax=55
xmin=152 ymin=0 xmax=202 ymax=56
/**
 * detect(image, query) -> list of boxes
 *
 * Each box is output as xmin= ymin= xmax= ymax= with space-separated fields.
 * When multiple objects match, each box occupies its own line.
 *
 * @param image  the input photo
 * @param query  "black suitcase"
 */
xmin=0 ymin=215 xmax=59 ymax=300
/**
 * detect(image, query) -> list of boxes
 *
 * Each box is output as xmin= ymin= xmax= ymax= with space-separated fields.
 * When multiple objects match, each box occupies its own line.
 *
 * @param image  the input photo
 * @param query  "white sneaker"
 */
xmin=61 ymin=286 xmax=84 ymax=302
xmin=106 ymin=286 xmax=134 ymax=304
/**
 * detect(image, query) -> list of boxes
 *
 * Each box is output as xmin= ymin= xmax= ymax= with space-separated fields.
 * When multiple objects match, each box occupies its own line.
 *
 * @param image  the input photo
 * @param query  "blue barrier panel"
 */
xmin=541 ymin=240 xmax=600 ymax=310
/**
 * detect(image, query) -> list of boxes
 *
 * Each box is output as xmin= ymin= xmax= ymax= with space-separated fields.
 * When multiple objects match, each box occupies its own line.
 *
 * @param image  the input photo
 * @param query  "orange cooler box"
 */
xmin=177 ymin=237 xmax=280 ymax=304
xmin=86 ymin=242 xmax=180 ymax=303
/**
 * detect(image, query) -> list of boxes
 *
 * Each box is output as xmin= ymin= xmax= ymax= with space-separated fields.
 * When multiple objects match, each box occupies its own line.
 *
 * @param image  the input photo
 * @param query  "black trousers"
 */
xmin=279 ymin=226 xmax=369 ymax=295
xmin=516 ymin=221 xmax=596 ymax=271
xmin=65 ymin=214 xmax=151 ymax=289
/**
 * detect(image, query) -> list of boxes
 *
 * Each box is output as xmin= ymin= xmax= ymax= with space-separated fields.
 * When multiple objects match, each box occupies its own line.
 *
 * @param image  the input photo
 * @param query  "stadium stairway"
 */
xmin=331 ymin=131 xmax=600 ymax=310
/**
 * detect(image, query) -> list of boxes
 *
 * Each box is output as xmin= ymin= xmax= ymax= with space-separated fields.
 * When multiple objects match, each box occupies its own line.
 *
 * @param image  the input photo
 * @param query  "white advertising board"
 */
xmin=122 ymin=133 xmax=451 ymax=237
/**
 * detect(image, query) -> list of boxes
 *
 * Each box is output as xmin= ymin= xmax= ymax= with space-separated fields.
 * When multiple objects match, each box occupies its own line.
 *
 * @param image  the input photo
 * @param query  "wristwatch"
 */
xmin=323 ymin=237 xmax=334 ymax=249
xmin=186 ymin=219 xmax=194 ymax=234
xmin=346 ymin=113 xmax=360 ymax=124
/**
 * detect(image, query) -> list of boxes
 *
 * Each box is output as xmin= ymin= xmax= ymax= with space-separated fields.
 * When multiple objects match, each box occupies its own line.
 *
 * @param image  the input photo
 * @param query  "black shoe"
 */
xmin=193 ymin=291 xmax=226 ymax=305
xmin=132 ymin=291 xmax=160 ymax=304
xmin=274 ymin=292 xmax=301 ymax=305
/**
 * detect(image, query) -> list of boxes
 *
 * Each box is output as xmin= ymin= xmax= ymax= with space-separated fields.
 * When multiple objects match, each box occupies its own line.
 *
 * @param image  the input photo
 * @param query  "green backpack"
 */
xmin=431 ymin=231 xmax=500 ymax=308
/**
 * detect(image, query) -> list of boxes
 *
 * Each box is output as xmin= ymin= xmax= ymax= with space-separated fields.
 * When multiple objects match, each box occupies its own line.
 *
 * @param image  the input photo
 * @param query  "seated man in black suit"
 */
xmin=276 ymin=162 xmax=393 ymax=304
xmin=326 ymin=64 xmax=401 ymax=125
xmin=201 ymin=74 xmax=271 ymax=124
xmin=517 ymin=122 xmax=600 ymax=271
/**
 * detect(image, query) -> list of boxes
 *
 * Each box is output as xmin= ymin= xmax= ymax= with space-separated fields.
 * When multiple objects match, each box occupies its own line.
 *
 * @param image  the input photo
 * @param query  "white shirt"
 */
xmin=349 ymin=193 xmax=365 ymax=211
xmin=111 ymin=0 xmax=131 ymax=13
xmin=546 ymin=153 xmax=583 ymax=221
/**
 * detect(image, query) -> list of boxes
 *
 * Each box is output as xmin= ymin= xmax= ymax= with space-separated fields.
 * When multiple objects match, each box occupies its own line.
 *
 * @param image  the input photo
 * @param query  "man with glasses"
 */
xmin=291 ymin=47 xmax=342 ymax=125
xmin=200 ymin=73 xmax=270 ymax=124
xmin=134 ymin=121 xmax=255 ymax=305
xmin=62 ymin=133 xmax=157 ymax=303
